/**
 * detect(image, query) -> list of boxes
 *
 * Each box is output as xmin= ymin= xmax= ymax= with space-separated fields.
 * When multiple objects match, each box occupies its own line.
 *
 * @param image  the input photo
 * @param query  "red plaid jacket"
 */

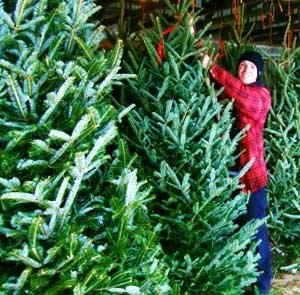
xmin=210 ymin=64 xmax=272 ymax=193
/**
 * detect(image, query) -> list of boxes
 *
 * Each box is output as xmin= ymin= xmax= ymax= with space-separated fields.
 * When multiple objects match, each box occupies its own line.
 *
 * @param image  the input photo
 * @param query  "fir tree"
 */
xmin=202 ymin=10 xmax=300 ymax=279
xmin=0 ymin=1 xmax=170 ymax=294
xmin=263 ymin=42 xmax=300 ymax=262
xmin=120 ymin=1 xmax=263 ymax=294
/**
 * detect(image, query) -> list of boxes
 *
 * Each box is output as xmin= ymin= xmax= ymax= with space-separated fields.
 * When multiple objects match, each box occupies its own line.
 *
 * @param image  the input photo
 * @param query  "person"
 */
xmin=202 ymin=50 xmax=272 ymax=295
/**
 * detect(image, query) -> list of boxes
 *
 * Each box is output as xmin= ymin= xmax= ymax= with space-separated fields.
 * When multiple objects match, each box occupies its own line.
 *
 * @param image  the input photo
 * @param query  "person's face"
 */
xmin=237 ymin=60 xmax=258 ymax=85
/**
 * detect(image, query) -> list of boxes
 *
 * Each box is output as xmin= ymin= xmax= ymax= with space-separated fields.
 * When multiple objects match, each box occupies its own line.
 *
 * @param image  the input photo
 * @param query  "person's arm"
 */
xmin=209 ymin=64 xmax=271 ymax=120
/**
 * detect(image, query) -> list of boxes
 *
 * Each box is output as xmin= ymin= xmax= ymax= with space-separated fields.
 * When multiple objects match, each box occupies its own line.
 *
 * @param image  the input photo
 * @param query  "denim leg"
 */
xmin=246 ymin=188 xmax=272 ymax=294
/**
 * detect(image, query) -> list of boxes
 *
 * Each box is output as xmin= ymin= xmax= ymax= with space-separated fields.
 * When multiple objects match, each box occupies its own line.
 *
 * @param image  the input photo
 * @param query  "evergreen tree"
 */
xmin=121 ymin=1 xmax=263 ymax=294
xmin=0 ymin=0 xmax=170 ymax=294
xmin=201 ymin=9 xmax=300 ymax=277
xmin=263 ymin=43 xmax=300 ymax=263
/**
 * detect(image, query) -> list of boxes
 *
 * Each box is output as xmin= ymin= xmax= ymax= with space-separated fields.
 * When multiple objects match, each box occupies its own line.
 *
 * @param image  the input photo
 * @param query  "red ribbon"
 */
xmin=157 ymin=25 xmax=176 ymax=63
xmin=156 ymin=25 xmax=226 ymax=64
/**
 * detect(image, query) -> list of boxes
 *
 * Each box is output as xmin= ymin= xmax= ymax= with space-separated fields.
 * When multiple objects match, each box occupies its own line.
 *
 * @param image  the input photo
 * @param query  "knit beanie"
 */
xmin=238 ymin=51 xmax=264 ymax=79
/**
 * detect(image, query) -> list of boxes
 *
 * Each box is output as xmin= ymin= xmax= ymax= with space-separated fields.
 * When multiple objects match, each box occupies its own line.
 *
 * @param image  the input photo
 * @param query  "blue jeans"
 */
xmin=246 ymin=188 xmax=272 ymax=294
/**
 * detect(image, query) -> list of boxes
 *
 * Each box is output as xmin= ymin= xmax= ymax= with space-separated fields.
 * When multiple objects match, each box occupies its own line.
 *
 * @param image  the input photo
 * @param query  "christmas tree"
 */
xmin=0 ymin=0 xmax=170 ymax=294
xmin=263 ymin=41 xmax=300 ymax=263
xmin=120 ymin=1 xmax=263 ymax=294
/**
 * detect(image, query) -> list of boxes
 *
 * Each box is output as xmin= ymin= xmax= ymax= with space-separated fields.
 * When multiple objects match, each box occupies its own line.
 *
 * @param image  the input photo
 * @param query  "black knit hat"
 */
xmin=238 ymin=51 xmax=264 ymax=78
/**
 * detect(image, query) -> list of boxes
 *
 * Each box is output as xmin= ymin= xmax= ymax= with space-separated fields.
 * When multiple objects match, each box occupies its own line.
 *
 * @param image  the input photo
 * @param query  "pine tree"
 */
xmin=263 ymin=42 xmax=300 ymax=262
xmin=0 ymin=1 xmax=170 ymax=294
xmin=203 ymin=8 xmax=300 ymax=277
xmin=120 ymin=1 xmax=263 ymax=294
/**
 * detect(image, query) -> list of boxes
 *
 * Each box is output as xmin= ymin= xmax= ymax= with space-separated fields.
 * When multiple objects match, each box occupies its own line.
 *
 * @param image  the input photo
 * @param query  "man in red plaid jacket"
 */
xmin=203 ymin=50 xmax=272 ymax=295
